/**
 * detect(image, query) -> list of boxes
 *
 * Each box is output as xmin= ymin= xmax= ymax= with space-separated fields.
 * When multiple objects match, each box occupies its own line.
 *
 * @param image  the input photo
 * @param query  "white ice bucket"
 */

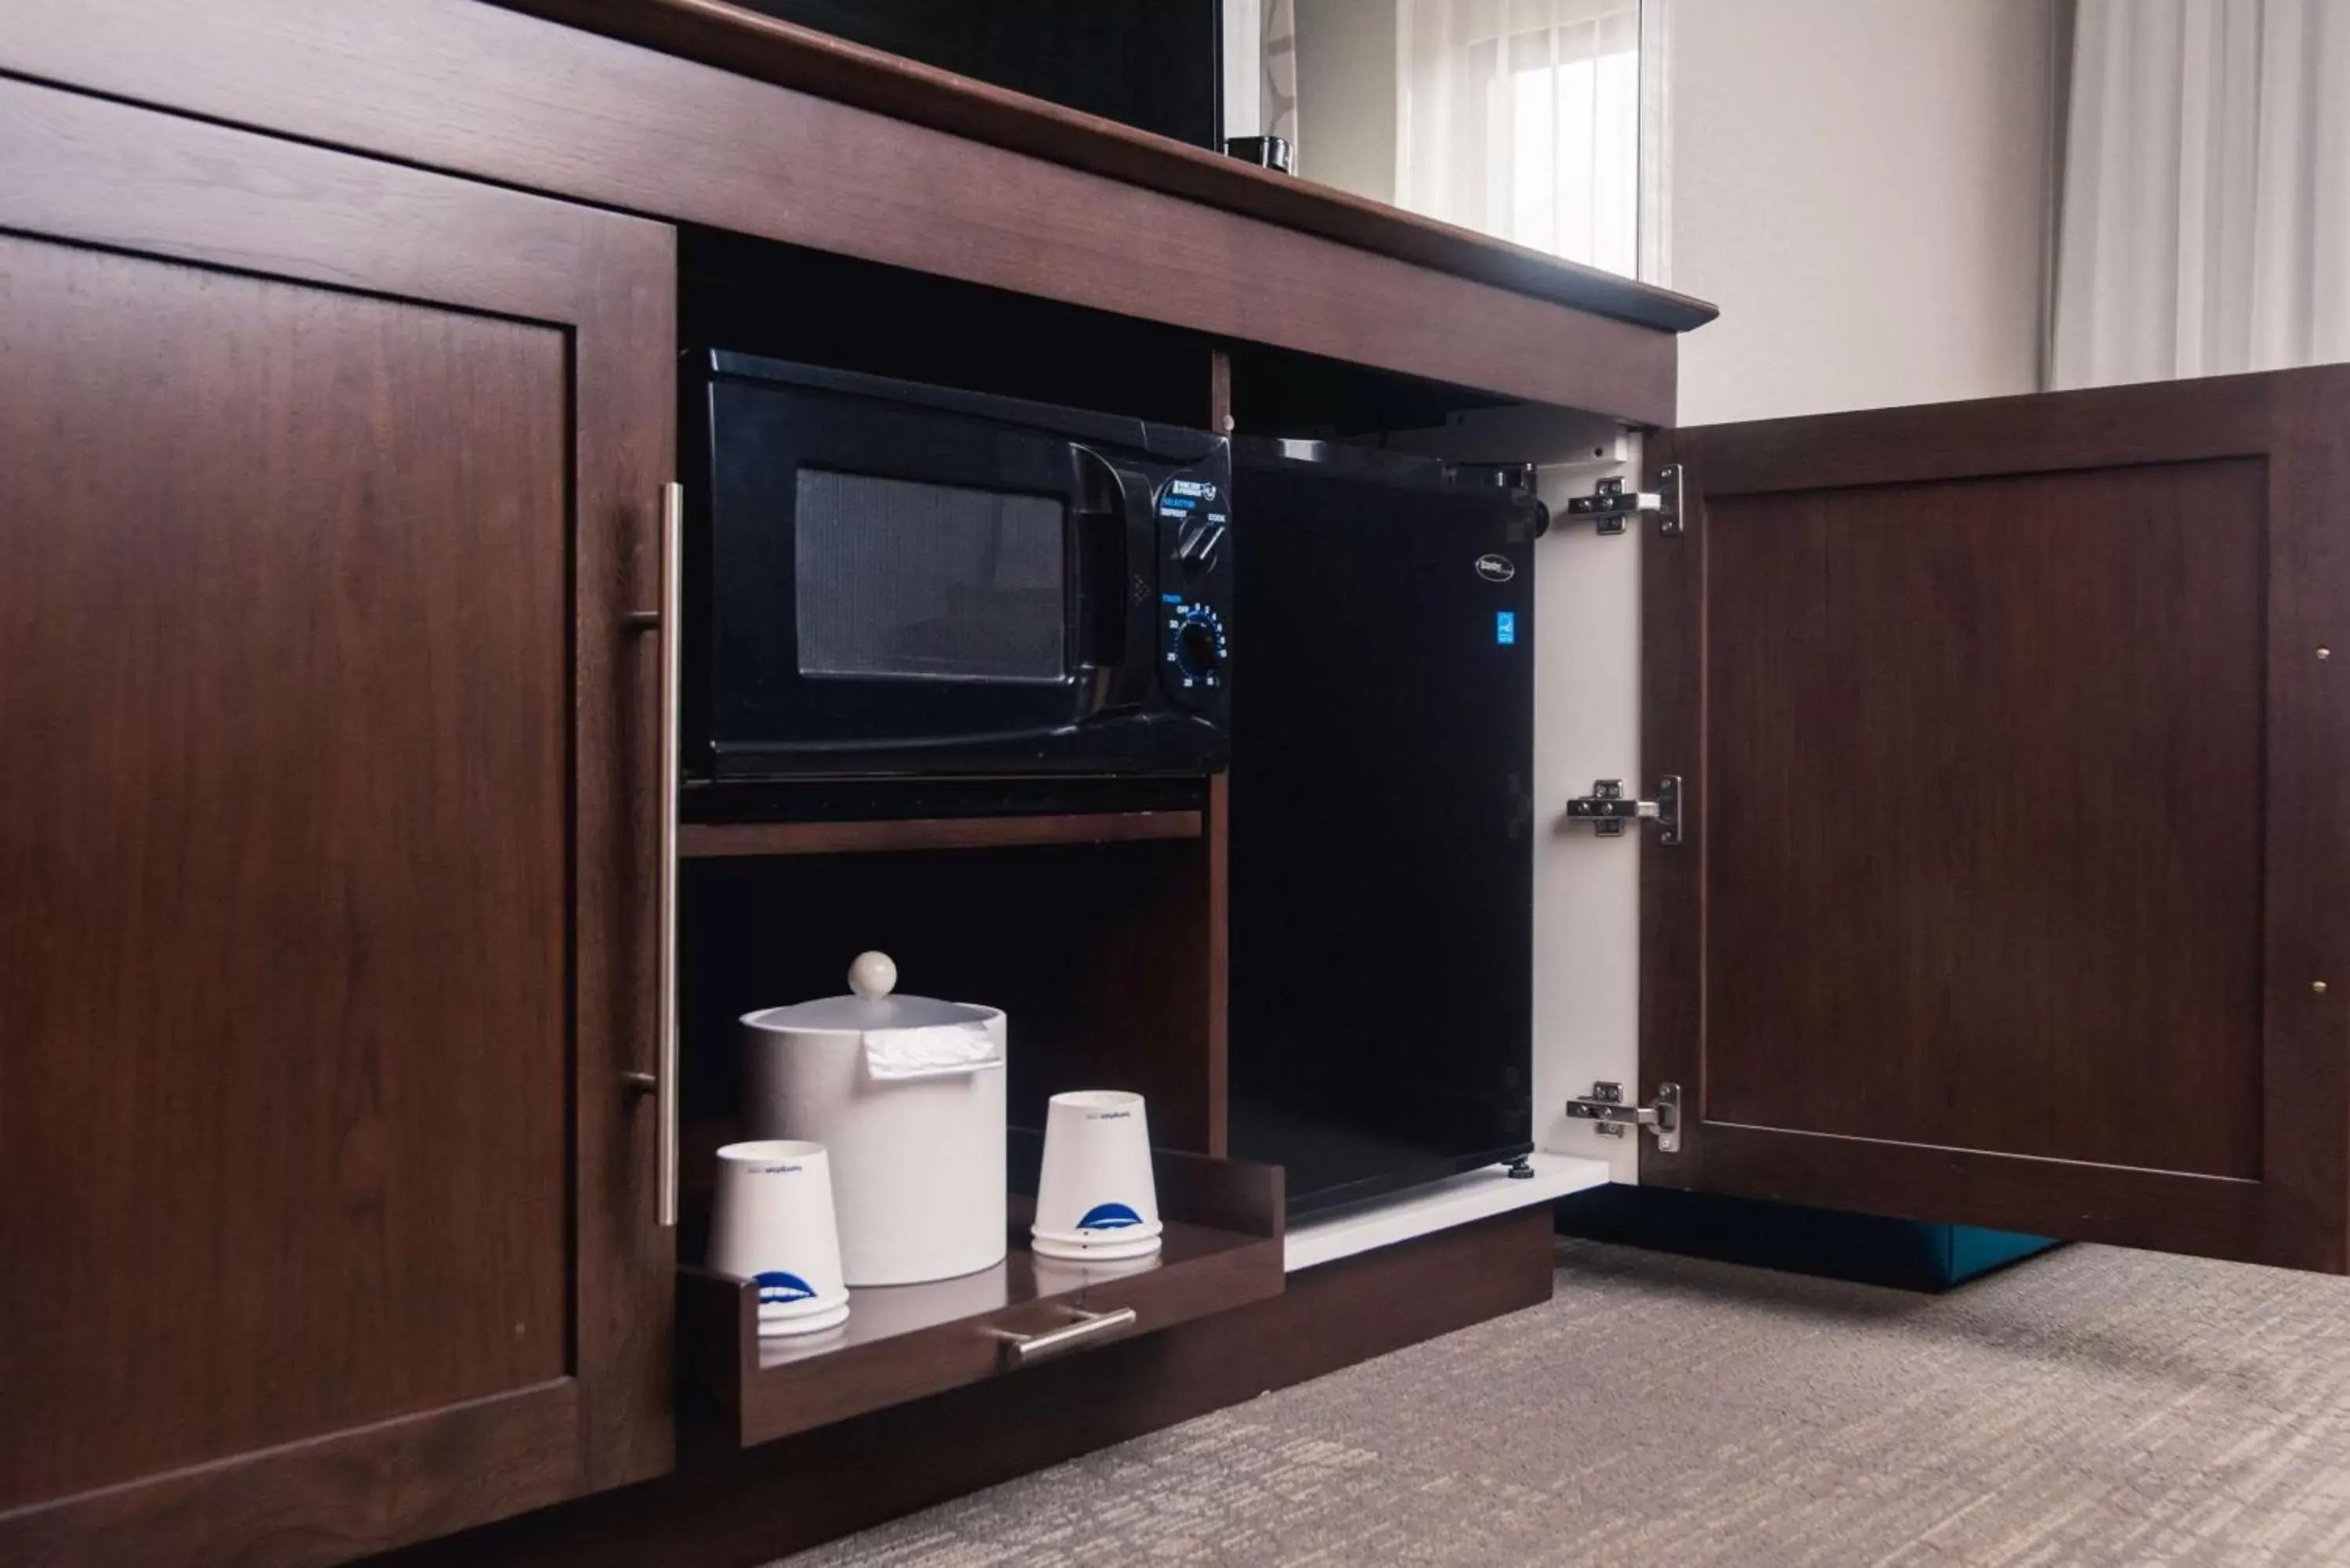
xmin=741 ymin=952 xmax=1007 ymax=1287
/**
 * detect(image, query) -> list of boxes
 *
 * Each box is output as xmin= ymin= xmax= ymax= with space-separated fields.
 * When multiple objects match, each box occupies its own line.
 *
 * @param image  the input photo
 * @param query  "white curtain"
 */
xmin=2052 ymin=0 xmax=2350 ymax=388
xmin=1263 ymin=0 xmax=1299 ymax=146
xmin=1395 ymin=0 xmax=1641 ymax=274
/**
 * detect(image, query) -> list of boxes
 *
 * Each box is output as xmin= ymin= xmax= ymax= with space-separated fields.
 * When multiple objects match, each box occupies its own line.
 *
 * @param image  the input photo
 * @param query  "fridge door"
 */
xmin=1228 ymin=445 xmax=1538 ymax=1213
xmin=1637 ymin=366 xmax=2350 ymax=1271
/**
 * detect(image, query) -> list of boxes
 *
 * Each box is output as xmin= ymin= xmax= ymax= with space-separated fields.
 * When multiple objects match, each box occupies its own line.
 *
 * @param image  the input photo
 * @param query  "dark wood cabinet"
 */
xmin=0 ymin=80 xmax=675 ymax=1566
xmin=16 ymin=5 xmax=2350 ymax=1568
xmin=1642 ymin=367 xmax=2350 ymax=1271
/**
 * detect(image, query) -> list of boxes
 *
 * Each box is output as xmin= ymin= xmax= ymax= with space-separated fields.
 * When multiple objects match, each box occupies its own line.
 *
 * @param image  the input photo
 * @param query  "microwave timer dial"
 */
xmin=1164 ymin=601 xmax=1227 ymax=701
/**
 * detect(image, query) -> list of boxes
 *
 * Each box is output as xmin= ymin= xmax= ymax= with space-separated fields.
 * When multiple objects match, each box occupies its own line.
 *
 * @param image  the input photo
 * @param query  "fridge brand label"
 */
xmin=1475 ymin=553 xmax=1517 ymax=583
xmin=1496 ymin=611 xmax=1518 ymax=646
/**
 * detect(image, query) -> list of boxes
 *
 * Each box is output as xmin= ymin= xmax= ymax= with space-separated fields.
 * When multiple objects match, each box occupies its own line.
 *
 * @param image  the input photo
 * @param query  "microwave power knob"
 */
xmin=1172 ymin=606 xmax=1226 ymax=688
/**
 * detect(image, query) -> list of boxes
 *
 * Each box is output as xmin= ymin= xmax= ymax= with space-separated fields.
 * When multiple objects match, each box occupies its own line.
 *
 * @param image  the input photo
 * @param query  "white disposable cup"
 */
xmin=1032 ymin=1090 xmax=1162 ymax=1262
xmin=708 ymin=1140 xmax=851 ymax=1337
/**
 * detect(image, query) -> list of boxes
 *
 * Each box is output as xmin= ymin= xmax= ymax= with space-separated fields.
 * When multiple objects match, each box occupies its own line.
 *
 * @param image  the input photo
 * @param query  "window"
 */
xmin=1397 ymin=0 xmax=1643 ymax=276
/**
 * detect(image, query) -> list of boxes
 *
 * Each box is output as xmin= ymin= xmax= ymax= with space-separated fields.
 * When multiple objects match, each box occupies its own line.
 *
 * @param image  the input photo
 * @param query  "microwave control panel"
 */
xmin=1155 ymin=470 xmax=1231 ymax=709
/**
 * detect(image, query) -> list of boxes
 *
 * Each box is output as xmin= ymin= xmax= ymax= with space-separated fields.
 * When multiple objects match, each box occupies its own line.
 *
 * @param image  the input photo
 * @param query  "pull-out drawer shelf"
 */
xmin=678 ymin=1143 xmax=1283 ymax=1448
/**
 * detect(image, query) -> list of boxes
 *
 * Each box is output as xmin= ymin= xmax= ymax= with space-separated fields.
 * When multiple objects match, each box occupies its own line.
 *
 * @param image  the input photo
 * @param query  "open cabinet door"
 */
xmin=1641 ymin=366 xmax=2350 ymax=1270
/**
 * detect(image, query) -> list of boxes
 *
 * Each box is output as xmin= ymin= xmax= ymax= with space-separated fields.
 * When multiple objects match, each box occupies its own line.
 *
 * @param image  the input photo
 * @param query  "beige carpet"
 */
xmin=779 ymin=1239 xmax=2350 ymax=1567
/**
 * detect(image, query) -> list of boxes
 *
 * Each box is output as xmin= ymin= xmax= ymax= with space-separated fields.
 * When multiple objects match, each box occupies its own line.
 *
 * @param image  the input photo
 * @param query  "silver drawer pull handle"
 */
xmin=984 ymin=1306 xmax=1138 ymax=1366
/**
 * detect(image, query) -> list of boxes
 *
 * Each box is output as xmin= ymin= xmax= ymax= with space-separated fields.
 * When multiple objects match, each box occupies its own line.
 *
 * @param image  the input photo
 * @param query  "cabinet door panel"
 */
xmin=1 ymin=234 xmax=571 ymax=1501
xmin=0 ymin=78 xmax=672 ymax=1565
xmin=1643 ymin=368 xmax=2350 ymax=1270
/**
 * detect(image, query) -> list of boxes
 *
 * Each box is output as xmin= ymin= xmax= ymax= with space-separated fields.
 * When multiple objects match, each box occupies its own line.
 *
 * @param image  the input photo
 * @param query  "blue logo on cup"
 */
xmin=753 ymin=1270 xmax=819 ymax=1305
xmin=1076 ymin=1202 xmax=1144 ymax=1230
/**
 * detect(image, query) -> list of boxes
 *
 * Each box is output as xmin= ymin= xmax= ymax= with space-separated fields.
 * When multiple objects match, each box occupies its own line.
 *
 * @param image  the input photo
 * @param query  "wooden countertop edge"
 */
xmin=493 ymin=0 xmax=1719 ymax=336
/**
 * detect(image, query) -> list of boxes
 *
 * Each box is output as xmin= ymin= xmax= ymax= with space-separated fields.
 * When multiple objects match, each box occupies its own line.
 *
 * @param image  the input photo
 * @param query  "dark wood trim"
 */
xmin=692 ymin=1218 xmax=1283 ymax=1447
xmin=1680 ymin=1128 xmax=2281 ymax=1263
xmin=0 ymin=71 xmax=660 ymax=331
xmin=0 ymin=0 xmax=1679 ymax=423
xmin=1639 ymin=420 xmax=1706 ymax=1222
xmin=1205 ymin=772 xmax=1231 ymax=1157
xmin=2265 ymin=373 xmax=2350 ymax=1270
xmin=1 ymin=1387 xmax=584 ymax=1568
xmin=0 ymin=74 xmax=678 ymax=1558
xmin=494 ymin=0 xmax=1719 ymax=334
xmin=1664 ymin=371 xmax=2287 ymax=494
xmin=1004 ymin=1134 xmax=1285 ymax=1240
xmin=1198 ymin=368 xmax=1230 ymax=1161
xmin=1155 ymin=1129 xmax=1269 ymax=1236
xmin=371 ymin=1210 xmax=1555 ymax=1568
xmin=678 ymin=811 xmax=1204 ymax=858
xmin=566 ymin=94 xmax=682 ymax=1498
xmin=1644 ymin=364 xmax=2350 ymax=1273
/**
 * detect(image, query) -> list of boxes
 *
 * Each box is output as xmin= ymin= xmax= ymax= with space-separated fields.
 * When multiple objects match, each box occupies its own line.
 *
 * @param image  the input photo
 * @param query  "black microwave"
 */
xmin=686 ymin=354 xmax=1232 ymax=780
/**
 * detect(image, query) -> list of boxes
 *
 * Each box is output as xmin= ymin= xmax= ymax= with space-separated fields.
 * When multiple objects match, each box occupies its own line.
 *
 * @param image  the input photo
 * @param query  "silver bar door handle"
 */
xmin=656 ymin=481 xmax=682 ymax=1227
xmin=984 ymin=1305 xmax=1138 ymax=1366
xmin=628 ymin=481 xmax=684 ymax=1228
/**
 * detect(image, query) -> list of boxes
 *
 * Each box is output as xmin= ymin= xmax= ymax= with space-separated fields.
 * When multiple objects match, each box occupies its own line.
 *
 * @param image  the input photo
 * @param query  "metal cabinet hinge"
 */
xmin=1565 ymin=1082 xmax=1681 ymax=1153
xmin=1563 ymin=464 xmax=1681 ymax=536
xmin=1565 ymin=777 xmax=1682 ymax=845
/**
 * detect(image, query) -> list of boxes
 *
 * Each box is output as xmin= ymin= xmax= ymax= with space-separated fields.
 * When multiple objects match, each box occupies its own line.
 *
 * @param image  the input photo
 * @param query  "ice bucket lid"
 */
xmin=741 ymin=951 xmax=1001 ymax=1036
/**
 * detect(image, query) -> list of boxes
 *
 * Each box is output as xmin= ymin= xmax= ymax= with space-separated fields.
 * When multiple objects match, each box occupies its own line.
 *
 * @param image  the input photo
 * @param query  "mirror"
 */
xmin=1228 ymin=0 xmax=1646 ymax=276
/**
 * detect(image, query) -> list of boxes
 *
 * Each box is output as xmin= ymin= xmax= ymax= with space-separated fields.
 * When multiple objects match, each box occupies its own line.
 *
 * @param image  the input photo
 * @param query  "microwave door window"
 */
xmin=794 ymin=470 xmax=1068 ymax=684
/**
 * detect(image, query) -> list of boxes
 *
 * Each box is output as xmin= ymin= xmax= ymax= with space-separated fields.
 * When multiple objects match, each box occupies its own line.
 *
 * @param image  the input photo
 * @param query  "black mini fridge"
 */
xmin=1227 ymin=439 xmax=1539 ymax=1215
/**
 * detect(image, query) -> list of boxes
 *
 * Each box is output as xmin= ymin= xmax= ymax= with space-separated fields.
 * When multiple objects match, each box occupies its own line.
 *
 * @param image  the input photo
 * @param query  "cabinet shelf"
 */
xmin=678 ymin=811 xmax=1204 ymax=858
xmin=678 ymin=1143 xmax=1282 ymax=1448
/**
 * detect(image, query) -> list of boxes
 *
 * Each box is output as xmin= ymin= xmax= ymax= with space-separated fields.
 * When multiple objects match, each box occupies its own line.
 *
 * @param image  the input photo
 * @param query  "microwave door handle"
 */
xmin=1071 ymin=447 xmax=1159 ymax=709
xmin=1117 ymin=471 xmax=1162 ymax=708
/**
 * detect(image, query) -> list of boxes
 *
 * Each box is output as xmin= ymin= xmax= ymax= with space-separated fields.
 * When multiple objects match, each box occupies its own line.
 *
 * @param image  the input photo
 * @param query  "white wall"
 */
xmin=1668 ymin=0 xmax=2055 ymax=425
